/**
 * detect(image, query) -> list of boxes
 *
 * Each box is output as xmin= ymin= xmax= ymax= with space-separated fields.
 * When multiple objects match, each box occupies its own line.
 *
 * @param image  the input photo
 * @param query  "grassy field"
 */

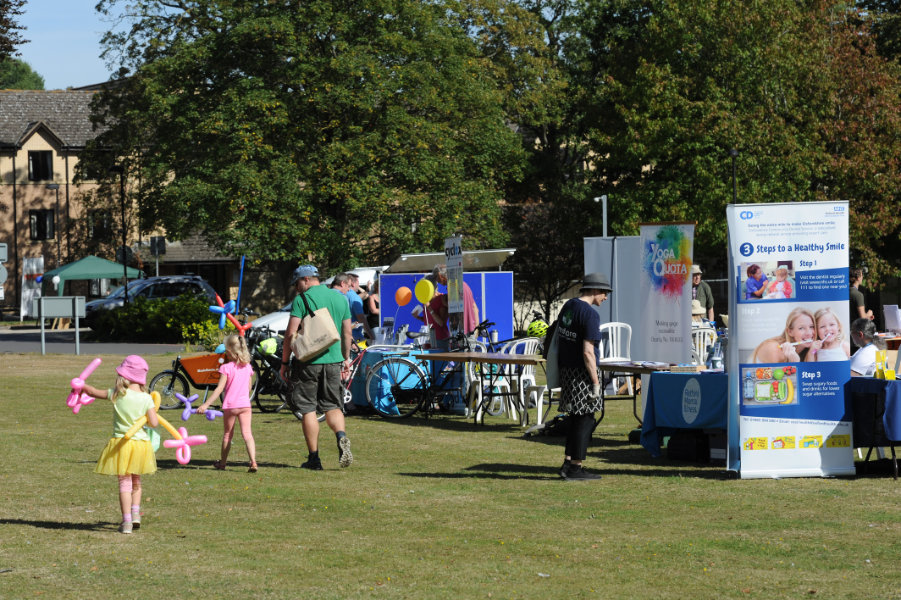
xmin=2 ymin=352 xmax=900 ymax=599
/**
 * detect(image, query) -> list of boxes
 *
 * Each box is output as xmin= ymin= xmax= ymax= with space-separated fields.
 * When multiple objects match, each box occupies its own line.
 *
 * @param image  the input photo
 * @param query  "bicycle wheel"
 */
xmin=365 ymin=356 xmax=428 ymax=418
xmin=252 ymin=363 xmax=288 ymax=413
xmin=148 ymin=370 xmax=189 ymax=410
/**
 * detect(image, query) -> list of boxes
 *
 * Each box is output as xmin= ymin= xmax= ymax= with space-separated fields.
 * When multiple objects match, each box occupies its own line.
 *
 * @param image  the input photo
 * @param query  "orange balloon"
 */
xmin=395 ymin=286 xmax=412 ymax=307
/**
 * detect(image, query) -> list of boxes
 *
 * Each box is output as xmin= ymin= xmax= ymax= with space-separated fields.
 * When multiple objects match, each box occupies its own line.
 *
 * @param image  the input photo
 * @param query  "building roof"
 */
xmin=385 ymin=249 xmax=515 ymax=273
xmin=0 ymin=89 xmax=98 ymax=149
xmin=134 ymin=232 xmax=236 ymax=265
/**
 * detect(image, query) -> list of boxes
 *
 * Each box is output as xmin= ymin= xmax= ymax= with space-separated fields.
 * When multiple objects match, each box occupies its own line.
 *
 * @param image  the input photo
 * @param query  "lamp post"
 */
xmin=594 ymin=195 xmax=608 ymax=238
xmin=45 ymin=183 xmax=60 ymax=266
xmin=729 ymin=148 xmax=739 ymax=204
xmin=108 ymin=165 xmax=129 ymax=304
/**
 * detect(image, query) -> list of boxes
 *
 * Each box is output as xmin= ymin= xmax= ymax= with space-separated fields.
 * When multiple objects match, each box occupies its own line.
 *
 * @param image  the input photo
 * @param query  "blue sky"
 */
xmin=18 ymin=0 xmax=114 ymax=90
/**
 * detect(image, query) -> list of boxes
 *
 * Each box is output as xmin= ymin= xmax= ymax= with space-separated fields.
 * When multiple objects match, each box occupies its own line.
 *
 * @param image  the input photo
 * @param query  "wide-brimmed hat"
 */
xmin=290 ymin=264 xmax=319 ymax=285
xmin=116 ymin=355 xmax=149 ymax=385
xmin=691 ymin=299 xmax=705 ymax=316
xmin=691 ymin=265 xmax=703 ymax=275
xmin=580 ymin=272 xmax=612 ymax=293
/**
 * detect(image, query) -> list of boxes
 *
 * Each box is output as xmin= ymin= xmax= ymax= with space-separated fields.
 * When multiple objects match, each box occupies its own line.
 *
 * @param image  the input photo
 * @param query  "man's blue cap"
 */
xmin=291 ymin=265 xmax=319 ymax=285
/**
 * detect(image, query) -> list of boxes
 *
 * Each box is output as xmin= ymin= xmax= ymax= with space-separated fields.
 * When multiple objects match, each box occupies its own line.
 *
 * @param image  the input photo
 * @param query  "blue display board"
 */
xmin=726 ymin=201 xmax=853 ymax=478
xmin=379 ymin=272 xmax=513 ymax=343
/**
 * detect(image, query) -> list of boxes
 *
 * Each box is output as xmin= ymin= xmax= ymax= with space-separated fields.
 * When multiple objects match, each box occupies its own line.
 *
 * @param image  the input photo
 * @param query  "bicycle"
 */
xmin=244 ymin=325 xmax=301 ymax=418
xmin=148 ymin=312 xmax=305 ymax=420
xmin=364 ymin=331 xmax=471 ymax=419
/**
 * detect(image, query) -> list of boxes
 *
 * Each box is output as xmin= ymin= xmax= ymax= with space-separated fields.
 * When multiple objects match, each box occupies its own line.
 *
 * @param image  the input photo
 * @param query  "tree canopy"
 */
xmin=506 ymin=0 xmax=901 ymax=290
xmin=82 ymin=0 xmax=901 ymax=299
xmin=82 ymin=0 xmax=556 ymax=271
xmin=0 ymin=57 xmax=44 ymax=89
xmin=0 ymin=0 xmax=25 ymax=61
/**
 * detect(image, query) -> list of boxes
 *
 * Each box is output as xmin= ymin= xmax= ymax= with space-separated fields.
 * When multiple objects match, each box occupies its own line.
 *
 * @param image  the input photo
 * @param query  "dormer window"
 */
xmin=28 ymin=150 xmax=53 ymax=181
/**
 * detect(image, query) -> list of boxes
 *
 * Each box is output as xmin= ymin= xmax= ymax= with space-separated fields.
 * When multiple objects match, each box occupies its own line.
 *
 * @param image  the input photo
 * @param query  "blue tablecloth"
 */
xmin=640 ymin=372 xmax=728 ymax=457
xmin=349 ymin=349 xmax=413 ymax=407
xmin=845 ymin=377 xmax=901 ymax=444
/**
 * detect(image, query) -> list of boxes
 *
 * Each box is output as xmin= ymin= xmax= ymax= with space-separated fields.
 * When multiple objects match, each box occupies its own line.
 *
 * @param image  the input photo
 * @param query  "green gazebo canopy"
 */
xmin=42 ymin=256 xmax=144 ymax=296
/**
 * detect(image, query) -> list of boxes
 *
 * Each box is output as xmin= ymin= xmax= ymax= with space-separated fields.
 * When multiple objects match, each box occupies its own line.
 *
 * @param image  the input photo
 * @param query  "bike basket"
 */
xmin=179 ymin=353 xmax=225 ymax=387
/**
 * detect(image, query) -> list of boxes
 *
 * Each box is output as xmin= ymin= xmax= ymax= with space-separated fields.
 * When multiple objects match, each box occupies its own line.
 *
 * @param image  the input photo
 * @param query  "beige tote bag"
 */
xmin=290 ymin=292 xmax=340 ymax=362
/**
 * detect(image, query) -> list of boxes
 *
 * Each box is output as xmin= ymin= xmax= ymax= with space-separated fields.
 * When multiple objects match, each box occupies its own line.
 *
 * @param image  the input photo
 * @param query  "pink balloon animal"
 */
xmin=67 ymin=358 xmax=102 ymax=414
xmin=163 ymin=427 xmax=208 ymax=465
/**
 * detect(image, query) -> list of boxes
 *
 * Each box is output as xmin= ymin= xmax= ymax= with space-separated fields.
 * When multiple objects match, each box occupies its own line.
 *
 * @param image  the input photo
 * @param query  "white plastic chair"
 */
xmin=500 ymin=337 xmax=541 ymax=425
xmin=691 ymin=327 xmax=717 ymax=366
xmin=598 ymin=322 xmax=633 ymax=395
xmin=465 ymin=341 xmax=488 ymax=416
xmin=525 ymin=383 xmax=561 ymax=425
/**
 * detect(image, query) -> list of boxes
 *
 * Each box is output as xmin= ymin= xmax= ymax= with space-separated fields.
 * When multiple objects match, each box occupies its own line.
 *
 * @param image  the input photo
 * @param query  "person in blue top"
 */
xmin=280 ymin=265 xmax=354 ymax=470
xmin=346 ymin=272 xmax=376 ymax=341
xmin=745 ymin=264 xmax=768 ymax=300
xmin=555 ymin=272 xmax=612 ymax=481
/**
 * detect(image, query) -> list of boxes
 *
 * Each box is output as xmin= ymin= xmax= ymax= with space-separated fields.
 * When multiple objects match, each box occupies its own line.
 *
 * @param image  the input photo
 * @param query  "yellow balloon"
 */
xmin=414 ymin=278 xmax=435 ymax=305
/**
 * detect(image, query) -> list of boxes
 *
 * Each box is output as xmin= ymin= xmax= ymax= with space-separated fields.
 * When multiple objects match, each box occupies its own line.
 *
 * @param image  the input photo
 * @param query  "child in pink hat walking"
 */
xmin=83 ymin=355 xmax=159 ymax=534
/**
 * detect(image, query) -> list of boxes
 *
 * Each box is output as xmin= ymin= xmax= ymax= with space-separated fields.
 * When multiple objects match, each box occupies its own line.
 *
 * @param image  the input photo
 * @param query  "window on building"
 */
xmin=29 ymin=209 xmax=55 ymax=240
xmin=88 ymin=210 xmax=113 ymax=241
xmin=28 ymin=151 xmax=53 ymax=181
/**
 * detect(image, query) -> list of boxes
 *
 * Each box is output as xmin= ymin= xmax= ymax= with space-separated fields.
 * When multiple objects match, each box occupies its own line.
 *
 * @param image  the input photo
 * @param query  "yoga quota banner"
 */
xmin=726 ymin=201 xmax=853 ymax=478
xmin=638 ymin=223 xmax=694 ymax=364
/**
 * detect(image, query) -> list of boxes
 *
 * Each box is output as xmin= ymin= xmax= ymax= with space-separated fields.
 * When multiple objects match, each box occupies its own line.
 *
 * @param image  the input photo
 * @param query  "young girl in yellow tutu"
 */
xmin=83 ymin=355 xmax=158 ymax=534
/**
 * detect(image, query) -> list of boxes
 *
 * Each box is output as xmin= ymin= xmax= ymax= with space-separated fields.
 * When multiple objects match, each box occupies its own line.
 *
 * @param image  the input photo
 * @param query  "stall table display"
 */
xmin=640 ymin=372 xmax=728 ymax=459
xmin=846 ymin=377 xmax=901 ymax=479
xmin=596 ymin=361 xmax=670 ymax=426
xmin=416 ymin=351 xmax=545 ymax=426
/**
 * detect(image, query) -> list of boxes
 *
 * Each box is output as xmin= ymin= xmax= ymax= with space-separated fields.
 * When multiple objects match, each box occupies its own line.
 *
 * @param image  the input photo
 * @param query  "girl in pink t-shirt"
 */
xmin=197 ymin=334 xmax=257 ymax=472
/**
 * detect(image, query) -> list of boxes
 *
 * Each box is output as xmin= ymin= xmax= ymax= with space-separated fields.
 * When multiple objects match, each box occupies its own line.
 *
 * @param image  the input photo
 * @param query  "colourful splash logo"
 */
xmin=643 ymin=226 xmax=691 ymax=297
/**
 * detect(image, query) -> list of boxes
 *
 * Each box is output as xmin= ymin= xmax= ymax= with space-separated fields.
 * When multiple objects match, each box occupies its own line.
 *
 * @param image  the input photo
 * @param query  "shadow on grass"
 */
xmin=401 ymin=462 xmax=561 ymax=481
xmin=350 ymin=412 xmax=525 ymax=434
xmin=0 ymin=518 xmax=113 ymax=532
xmin=157 ymin=458 xmax=297 ymax=470
xmin=854 ymin=458 xmax=899 ymax=479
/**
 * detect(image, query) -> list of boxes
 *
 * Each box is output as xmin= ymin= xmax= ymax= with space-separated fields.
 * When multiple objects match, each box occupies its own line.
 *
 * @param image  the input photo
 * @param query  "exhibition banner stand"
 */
xmin=726 ymin=201 xmax=853 ymax=478
xmin=638 ymin=223 xmax=694 ymax=364
xmin=21 ymin=257 xmax=44 ymax=319
xmin=445 ymin=235 xmax=465 ymax=342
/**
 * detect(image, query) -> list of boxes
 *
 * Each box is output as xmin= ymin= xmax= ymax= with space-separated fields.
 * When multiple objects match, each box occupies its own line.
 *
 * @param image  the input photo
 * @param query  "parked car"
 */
xmin=251 ymin=303 xmax=291 ymax=334
xmin=84 ymin=275 xmax=218 ymax=329
xmin=250 ymin=266 xmax=386 ymax=335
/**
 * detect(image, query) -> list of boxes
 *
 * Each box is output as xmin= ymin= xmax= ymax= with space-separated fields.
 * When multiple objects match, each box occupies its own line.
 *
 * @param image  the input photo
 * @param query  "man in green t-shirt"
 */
xmin=280 ymin=265 xmax=354 ymax=470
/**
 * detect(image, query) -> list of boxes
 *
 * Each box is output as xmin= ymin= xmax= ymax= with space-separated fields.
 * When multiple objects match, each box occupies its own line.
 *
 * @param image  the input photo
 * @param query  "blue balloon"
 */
xmin=209 ymin=299 xmax=237 ymax=330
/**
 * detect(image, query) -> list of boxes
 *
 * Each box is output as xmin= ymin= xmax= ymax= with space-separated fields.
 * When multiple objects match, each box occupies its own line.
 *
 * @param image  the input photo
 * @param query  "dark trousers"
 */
xmin=564 ymin=412 xmax=596 ymax=461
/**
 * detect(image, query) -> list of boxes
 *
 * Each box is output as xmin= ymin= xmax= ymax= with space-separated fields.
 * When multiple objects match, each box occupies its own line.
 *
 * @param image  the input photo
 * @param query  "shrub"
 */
xmin=91 ymin=294 xmax=215 ymax=343
xmin=181 ymin=318 xmax=235 ymax=352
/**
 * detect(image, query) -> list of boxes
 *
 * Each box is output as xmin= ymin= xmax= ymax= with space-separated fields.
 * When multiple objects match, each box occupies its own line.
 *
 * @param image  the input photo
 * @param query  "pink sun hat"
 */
xmin=115 ymin=355 xmax=149 ymax=385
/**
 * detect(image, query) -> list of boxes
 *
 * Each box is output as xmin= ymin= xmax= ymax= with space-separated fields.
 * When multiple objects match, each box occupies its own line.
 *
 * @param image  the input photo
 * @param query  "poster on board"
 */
xmin=726 ymin=201 xmax=853 ymax=478
xmin=639 ymin=223 xmax=694 ymax=364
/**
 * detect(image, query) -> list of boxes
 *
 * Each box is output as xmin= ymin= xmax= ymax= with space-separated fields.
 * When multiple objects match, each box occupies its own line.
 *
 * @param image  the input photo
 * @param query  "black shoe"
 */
xmin=338 ymin=436 xmax=353 ymax=468
xmin=301 ymin=458 xmax=323 ymax=470
xmin=563 ymin=465 xmax=601 ymax=480
xmin=558 ymin=460 xmax=571 ymax=478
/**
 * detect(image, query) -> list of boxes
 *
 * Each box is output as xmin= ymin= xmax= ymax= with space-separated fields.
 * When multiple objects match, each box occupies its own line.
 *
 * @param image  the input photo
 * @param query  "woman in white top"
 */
xmin=849 ymin=318 xmax=884 ymax=376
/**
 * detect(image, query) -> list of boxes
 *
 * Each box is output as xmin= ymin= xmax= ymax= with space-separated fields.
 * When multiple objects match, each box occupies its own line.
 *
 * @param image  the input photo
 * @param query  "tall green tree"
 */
xmin=82 ymin=0 xmax=553 ymax=271
xmin=858 ymin=0 xmax=901 ymax=61
xmin=0 ymin=57 xmax=44 ymax=89
xmin=0 ymin=0 xmax=26 ymax=61
xmin=565 ymin=0 xmax=901 ymax=280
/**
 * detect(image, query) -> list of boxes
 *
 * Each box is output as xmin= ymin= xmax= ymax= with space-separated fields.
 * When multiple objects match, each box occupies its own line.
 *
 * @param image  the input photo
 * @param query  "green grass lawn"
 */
xmin=1 ymin=352 xmax=900 ymax=599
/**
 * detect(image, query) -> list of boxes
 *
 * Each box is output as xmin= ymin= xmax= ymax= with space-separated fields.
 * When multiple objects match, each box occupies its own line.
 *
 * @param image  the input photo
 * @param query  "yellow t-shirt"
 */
xmin=109 ymin=388 xmax=154 ymax=440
